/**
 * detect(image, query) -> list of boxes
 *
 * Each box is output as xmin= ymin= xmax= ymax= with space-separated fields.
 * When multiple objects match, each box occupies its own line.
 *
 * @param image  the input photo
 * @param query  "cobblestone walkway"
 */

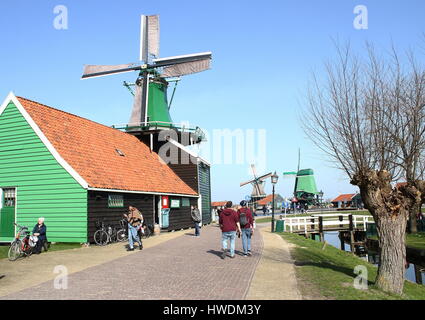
xmin=2 ymin=225 xmax=263 ymax=300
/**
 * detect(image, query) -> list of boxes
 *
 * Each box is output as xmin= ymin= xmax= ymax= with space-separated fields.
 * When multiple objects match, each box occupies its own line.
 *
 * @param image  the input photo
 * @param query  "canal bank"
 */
xmin=280 ymin=232 xmax=425 ymax=300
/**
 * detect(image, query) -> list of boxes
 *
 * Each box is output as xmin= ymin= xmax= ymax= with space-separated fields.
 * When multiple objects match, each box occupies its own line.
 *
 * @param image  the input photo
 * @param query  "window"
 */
xmin=170 ymin=199 xmax=181 ymax=208
xmin=3 ymin=188 xmax=16 ymax=207
xmin=108 ymin=194 xmax=124 ymax=208
xmin=182 ymin=198 xmax=190 ymax=207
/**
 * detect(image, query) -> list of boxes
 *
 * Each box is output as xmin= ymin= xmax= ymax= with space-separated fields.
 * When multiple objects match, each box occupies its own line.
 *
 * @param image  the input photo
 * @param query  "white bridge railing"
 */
xmin=282 ymin=214 xmax=375 ymax=234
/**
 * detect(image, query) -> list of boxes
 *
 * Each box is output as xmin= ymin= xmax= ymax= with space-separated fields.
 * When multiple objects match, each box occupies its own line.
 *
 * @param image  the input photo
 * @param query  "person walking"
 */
xmin=219 ymin=201 xmax=241 ymax=259
xmin=191 ymin=205 xmax=202 ymax=236
xmin=123 ymin=205 xmax=143 ymax=251
xmin=237 ymin=201 xmax=254 ymax=257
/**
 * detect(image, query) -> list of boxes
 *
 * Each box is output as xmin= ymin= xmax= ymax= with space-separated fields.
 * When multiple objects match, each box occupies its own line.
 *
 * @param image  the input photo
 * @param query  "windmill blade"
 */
xmin=140 ymin=15 xmax=160 ymax=62
xmin=161 ymin=58 xmax=211 ymax=78
xmin=251 ymin=164 xmax=258 ymax=179
xmin=257 ymin=172 xmax=273 ymax=181
xmin=153 ymin=52 xmax=211 ymax=68
xmin=128 ymin=73 xmax=149 ymax=126
xmin=240 ymin=179 xmax=256 ymax=187
xmin=81 ymin=64 xmax=139 ymax=79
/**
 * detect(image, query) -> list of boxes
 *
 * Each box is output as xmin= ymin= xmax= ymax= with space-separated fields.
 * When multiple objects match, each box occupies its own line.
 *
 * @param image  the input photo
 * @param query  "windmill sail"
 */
xmin=82 ymin=64 xmax=137 ymax=79
xmin=140 ymin=15 xmax=160 ymax=62
xmin=162 ymin=59 xmax=211 ymax=77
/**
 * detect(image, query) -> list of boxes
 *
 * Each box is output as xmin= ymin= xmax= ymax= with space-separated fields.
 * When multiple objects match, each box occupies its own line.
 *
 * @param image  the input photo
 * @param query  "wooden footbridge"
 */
xmin=282 ymin=213 xmax=374 ymax=235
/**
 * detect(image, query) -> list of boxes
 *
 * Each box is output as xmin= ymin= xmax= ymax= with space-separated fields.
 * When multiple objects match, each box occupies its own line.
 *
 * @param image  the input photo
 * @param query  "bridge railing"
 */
xmin=282 ymin=214 xmax=374 ymax=234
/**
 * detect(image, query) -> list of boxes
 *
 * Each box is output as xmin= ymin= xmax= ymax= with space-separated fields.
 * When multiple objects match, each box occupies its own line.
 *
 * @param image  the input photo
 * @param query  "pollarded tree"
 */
xmin=303 ymin=42 xmax=425 ymax=295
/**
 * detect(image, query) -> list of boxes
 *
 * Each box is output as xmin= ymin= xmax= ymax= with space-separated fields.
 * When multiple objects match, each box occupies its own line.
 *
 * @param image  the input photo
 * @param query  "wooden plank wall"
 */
xmin=87 ymin=191 xmax=154 ymax=243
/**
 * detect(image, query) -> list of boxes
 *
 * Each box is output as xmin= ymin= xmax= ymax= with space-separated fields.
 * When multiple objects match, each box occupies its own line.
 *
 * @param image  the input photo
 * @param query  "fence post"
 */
xmin=349 ymin=214 xmax=355 ymax=253
xmin=319 ymin=216 xmax=324 ymax=242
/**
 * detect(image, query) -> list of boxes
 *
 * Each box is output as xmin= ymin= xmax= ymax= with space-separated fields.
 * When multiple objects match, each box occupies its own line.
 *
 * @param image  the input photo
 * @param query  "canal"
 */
xmin=323 ymin=231 xmax=425 ymax=284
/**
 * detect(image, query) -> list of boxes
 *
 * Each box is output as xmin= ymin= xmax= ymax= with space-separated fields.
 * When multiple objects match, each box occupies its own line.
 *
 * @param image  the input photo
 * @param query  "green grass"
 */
xmin=0 ymin=242 xmax=81 ymax=260
xmin=280 ymin=232 xmax=425 ymax=300
xmin=406 ymin=233 xmax=425 ymax=250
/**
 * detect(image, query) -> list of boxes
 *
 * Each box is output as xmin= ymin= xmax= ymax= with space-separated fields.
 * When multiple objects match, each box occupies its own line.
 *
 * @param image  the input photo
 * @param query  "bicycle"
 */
xmin=94 ymin=220 xmax=114 ymax=246
xmin=116 ymin=219 xmax=128 ymax=242
xmin=8 ymin=223 xmax=34 ymax=261
xmin=139 ymin=222 xmax=154 ymax=239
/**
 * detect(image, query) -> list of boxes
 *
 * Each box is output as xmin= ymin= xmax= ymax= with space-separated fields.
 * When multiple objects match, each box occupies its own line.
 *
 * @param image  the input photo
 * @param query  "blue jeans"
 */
xmin=194 ymin=222 xmax=200 ymax=236
xmin=222 ymin=231 xmax=236 ymax=256
xmin=128 ymin=224 xmax=142 ymax=249
xmin=241 ymin=228 xmax=252 ymax=254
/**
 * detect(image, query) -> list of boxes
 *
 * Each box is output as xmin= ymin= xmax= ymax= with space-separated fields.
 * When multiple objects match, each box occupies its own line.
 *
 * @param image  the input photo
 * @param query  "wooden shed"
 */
xmin=0 ymin=93 xmax=203 ymax=243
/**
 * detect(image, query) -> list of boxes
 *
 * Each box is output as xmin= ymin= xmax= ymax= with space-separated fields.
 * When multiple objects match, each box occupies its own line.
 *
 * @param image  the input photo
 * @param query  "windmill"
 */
xmin=240 ymin=165 xmax=273 ymax=206
xmin=81 ymin=14 xmax=212 ymax=147
xmin=282 ymin=149 xmax=319 ymax=206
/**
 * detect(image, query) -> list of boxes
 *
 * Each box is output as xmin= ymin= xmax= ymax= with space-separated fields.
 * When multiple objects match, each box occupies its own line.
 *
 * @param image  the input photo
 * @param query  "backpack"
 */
xmin=239 ymin=209 xmax=249 ymax=227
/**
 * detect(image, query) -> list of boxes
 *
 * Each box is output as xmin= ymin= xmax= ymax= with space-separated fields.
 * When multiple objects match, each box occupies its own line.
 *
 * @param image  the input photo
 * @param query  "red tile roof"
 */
xmin=257 ymin=194 xmax=279 ymax=206
xmin=331 ymin=193 xmax=356 ymax=203
xmin=17 ymin=97 xmax=197 ymax=196
xmin=211 ymin=201 xmax=228 ymax=207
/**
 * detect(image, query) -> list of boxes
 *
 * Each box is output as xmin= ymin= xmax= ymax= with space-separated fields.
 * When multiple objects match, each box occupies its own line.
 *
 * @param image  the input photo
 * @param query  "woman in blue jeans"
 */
xmin=237 ymin=201 xmax=254 ymax=256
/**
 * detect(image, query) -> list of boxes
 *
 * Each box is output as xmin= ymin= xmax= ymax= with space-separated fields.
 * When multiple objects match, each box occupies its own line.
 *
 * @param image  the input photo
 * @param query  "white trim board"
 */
xmin=0 ymin=92 xmax=89 ymax=189
xmin=87 ymin=187 xmax=199 ymax=198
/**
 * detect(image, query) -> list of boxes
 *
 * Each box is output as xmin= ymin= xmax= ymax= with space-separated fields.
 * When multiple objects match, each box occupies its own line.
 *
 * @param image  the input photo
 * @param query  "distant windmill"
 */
xmin=240 ymin=164 xmax=273 ymax=202
xmin=81 ymin=14 xmax=212 ymax=140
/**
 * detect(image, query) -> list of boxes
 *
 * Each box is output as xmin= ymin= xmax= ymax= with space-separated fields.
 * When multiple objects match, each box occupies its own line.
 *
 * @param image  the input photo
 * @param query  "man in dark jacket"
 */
xmin=219 ymin=201 xmax=241 ymax=259
xmin=191 ymin=205 xmax=201 ymax=236
xmin=32 ymin=217 xmax=47 ymax=254
xmin=237 ymin=200 xmax=254 ymax=256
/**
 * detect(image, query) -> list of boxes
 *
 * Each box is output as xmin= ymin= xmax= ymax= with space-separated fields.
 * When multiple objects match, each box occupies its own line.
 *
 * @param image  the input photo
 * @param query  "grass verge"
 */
xmin=0 ymin=242 xmax=82 ymax=260
xmin=280 ymin=232 xmax=425 ymax=300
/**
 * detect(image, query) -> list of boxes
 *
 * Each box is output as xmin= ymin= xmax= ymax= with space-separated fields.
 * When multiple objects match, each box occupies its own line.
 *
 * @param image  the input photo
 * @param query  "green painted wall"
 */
xmin=198 ymin=163 xmax=211 ymax=224
xmin=0 ymin=102 xmax=87 ymax=242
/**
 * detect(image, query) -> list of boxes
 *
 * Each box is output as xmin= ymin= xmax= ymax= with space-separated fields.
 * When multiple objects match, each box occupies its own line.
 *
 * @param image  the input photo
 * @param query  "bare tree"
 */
xmin=303 ymin=42 xmax=425 ymax=295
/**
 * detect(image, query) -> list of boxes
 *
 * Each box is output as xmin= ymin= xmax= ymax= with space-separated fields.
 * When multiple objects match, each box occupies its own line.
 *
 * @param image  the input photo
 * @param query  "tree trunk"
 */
xmin=375 ymin=212 xmax=407 ymax=295
xmin=408 ymin=203 xmax=419 ymax=234
xmin=352 ymin=170 xmax=410 ymax=295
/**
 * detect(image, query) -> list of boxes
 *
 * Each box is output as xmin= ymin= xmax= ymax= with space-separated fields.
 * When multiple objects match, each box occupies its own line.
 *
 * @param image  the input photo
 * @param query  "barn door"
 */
xmin=0 ymin=188 xmax=16 ymax=238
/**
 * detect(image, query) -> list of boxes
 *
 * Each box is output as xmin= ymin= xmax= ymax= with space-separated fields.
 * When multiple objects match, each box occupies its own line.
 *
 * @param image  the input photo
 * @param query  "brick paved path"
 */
xmin=2 ymin=225 xmax=263 ymax=300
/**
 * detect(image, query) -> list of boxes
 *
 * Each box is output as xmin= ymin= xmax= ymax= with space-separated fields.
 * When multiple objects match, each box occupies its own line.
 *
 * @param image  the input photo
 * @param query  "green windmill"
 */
xmin=283 ymin=150 xmax=319 ymax=206
xmin=81 ymin=14 xmax=212 ymax=147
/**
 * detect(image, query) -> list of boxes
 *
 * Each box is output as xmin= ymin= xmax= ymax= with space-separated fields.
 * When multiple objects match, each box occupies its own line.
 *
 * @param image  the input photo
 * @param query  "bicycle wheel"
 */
xmin=8 ymin=241 xmax=22 ymax=261
xmin=116 ymin=229 xmax=128 ymax=242
xmin=94 ymin=230 xmax=109 ymax=246
xmin=143 ymin=226 xmax=151 ymax=238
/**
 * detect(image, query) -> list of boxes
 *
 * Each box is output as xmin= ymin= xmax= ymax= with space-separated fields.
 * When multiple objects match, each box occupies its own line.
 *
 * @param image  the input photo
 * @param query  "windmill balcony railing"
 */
xmin=111 ymin=121 xmax=206 ymax=139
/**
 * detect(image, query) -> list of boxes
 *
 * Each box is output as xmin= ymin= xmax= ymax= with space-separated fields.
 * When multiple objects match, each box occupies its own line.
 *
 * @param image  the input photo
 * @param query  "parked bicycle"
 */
xmin=8 ymin=223 xmax=36 ymax=261
xmin=116 ymin=219 xmax=128 ymax=242
xmin=139 ymin=222 xmax=154 ymax=239
xmin=94 ymin=220 xmax=117 ymax=246
xmin=94 ymin=219 xmax=130 ymax=245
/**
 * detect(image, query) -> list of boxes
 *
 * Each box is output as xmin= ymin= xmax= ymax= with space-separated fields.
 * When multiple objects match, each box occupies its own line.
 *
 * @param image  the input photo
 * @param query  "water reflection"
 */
xmin=322 ymin=231 xmax=424 ymax=284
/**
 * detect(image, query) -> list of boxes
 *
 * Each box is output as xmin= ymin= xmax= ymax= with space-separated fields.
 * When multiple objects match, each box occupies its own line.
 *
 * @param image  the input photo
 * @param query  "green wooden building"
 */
xmin=0 ymin=93 xmax=211 ymax=243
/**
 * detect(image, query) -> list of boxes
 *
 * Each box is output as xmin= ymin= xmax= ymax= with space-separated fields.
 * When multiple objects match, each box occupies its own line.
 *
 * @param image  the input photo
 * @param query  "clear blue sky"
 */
xmin=1 ymin=0 xmax=424 ymax=203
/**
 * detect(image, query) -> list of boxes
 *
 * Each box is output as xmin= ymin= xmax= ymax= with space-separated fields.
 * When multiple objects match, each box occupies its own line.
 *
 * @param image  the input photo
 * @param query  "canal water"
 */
xmin=323 ymin=231 xmax=425 ymax=284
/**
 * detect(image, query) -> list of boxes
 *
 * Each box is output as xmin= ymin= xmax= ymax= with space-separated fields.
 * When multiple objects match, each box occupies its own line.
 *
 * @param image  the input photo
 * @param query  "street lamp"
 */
xmin=271 ymin=171 xmax=279 ymax=232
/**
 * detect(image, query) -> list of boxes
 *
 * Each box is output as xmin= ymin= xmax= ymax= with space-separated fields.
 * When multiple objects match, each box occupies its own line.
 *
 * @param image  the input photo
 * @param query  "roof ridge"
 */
xmin=16 ymin=96 xmax=129 ymax=136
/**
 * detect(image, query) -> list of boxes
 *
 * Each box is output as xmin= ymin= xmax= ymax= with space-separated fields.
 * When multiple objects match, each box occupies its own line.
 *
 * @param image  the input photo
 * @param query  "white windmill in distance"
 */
xmin=240 ymin=164 xmax=273 ymax=209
